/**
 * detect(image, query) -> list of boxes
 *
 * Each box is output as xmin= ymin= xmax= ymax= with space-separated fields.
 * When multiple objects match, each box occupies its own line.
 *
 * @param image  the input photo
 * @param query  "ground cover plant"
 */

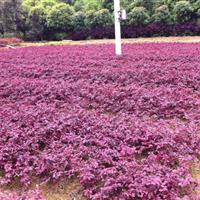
xmin=0 ymin=43 xmax=200 ymax=200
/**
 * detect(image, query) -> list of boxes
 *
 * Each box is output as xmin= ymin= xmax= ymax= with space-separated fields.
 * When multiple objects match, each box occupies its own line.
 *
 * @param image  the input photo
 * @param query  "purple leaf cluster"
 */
xmin=0 ymin=43 xmax=200 ymax=200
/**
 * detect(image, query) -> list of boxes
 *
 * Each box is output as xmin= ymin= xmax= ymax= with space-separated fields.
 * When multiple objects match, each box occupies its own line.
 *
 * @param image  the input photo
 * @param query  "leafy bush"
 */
xmin=74 ymin=0 xmax=102 ymax=12
xmin=152 ymin=5 xmax=172 ymax=24
xmin=197 ymin=8 xmax=200 ymax=18
xmin=193 ymin=0 xmax=200 ymax=11
xmin=128 ymin=0 xmax=154 ymax=14
xmin=102 ymin=0 xmax=113 ymax=12
xmin=72 ymin=11 xmax=86 ymax=31
xmin=83 ymin=0 xmax=102 ymax=11
xmin=46 ymin=3 xmax=74 ymax=31
xmin=128 ymin=7 xmax=150 ymax=26
xmin=73 ymin=0 xmax=84 ymax=11
xmin=84 ymin=9 xmax=113 ymax=29
xmin=173 ymin=1 xmax=194 ymax=23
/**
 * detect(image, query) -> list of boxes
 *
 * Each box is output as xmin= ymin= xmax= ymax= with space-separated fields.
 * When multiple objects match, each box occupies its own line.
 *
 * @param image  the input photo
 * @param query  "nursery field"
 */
xmin=0 ymin=43 xmax=200 ymax=200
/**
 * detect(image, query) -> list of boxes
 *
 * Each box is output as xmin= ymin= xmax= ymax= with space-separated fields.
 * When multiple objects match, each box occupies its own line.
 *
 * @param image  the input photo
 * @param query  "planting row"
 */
xmin=71 ymin=23 xmax=200 ymax=40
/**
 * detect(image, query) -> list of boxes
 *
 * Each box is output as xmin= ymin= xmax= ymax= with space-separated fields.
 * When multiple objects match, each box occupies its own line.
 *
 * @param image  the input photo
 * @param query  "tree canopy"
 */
xmin=1 ymin=0 xmax=200 ymax=40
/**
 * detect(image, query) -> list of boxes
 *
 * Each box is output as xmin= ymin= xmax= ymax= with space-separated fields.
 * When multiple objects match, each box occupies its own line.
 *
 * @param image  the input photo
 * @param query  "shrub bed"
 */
xmin=0 ymin=43 xmax=200 ymax=199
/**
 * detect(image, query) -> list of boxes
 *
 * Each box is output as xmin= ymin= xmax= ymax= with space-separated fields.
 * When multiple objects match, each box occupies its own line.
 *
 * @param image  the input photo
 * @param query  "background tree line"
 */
xmin=1 ymin=0 xmax=200 ymax=41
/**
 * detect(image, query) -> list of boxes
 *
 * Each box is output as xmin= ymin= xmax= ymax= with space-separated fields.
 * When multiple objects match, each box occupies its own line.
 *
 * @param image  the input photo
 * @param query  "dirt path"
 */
xmin=20 ymin=36 xmax=200 ymax=47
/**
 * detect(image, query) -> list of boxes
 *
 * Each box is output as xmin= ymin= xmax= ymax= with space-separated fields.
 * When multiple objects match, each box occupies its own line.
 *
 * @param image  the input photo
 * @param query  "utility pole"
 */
xmin=114 ymin=0 xmax=127 ymax=56
xmin=114 ymin=0 xmax=122 ymax=55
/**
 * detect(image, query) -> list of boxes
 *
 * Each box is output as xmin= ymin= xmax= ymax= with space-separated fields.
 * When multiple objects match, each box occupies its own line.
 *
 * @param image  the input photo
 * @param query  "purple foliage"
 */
xmin=0 ymin=43 xmax=200 ymax=200
xmin=70 ymin=23 xmax=200 ymax=40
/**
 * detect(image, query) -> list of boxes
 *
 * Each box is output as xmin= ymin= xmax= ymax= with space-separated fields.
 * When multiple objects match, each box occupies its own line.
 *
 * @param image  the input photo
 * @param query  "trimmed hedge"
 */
xmin=70 ymin=23 xmax=200 ymax=40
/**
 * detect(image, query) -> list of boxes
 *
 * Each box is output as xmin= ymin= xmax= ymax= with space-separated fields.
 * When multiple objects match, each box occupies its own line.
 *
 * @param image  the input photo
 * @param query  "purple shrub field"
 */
xmin=0 ymin=43 xmax=200 ymax=199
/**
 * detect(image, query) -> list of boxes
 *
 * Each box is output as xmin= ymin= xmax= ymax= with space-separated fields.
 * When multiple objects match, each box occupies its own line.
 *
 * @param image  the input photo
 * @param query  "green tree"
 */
xmin=26 ymin=10 xmax=45 ymax=40
xmin=0 ymin=0 xmax=28 ymax=37
xmin=23 ymin=0 xmax=58 ymax=19
xmin=0 ymin=1 xmax=5 ymax=35
xmin=22 ymin=0 xmax=59 ymax=40
xmin=22 ymin=0 xmax=40 ymax=11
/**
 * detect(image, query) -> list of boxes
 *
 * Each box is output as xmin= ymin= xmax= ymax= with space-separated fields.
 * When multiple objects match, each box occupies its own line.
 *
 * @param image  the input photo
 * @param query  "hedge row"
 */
xmin=70 ymin=23 xmax=200 ymax=40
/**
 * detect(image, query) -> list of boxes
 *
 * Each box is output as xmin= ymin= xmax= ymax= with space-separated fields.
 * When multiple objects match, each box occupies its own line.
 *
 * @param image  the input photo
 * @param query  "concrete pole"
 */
xmin=114 ymin=0 xmax=122 ymax=55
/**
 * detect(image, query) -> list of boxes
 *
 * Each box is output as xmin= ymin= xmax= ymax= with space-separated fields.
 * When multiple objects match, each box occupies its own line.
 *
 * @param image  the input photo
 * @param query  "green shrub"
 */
xmin=173 ymin=1 xmax=194 ymax=23
xmin=197 ymin=8 xmax=200 ymax=17
xmin=153 ymin=5 xmax=171 ymax=24
xmin=153 ymin=0 xmax=167 ymax=9
xmin=84 ymin=0 xmax=102 ymax=11
xmin=102 ymin=0 xmax=113 ymax=12
xmin=84 ymin=11 xmax=95 ymax=28
xmin=46 ymin=3 xmax=74 ymax=31
xmin=193 ymin=0 xmax=200 ymax=22
xmin=2 ymin=32 xmax=16 ymax=37
xmin=74 ymin=0 xmax=84 ymax=11
xmin=72 ymin=11 xmax=86 ymax=31
xmin=74 ymin=0 xmax=102 ymax=12
xmin=52 ymin=32 xmax=67 ymax=41
xmin=128 ymin=7 xmax=150 ymax=26
xmin=128 ymin=0 xmax=154 ymax=14
xmin=85 ymin=9 xmax=113 ymax=29
xmin=193 ymin=0 xmax=200 ymax=11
